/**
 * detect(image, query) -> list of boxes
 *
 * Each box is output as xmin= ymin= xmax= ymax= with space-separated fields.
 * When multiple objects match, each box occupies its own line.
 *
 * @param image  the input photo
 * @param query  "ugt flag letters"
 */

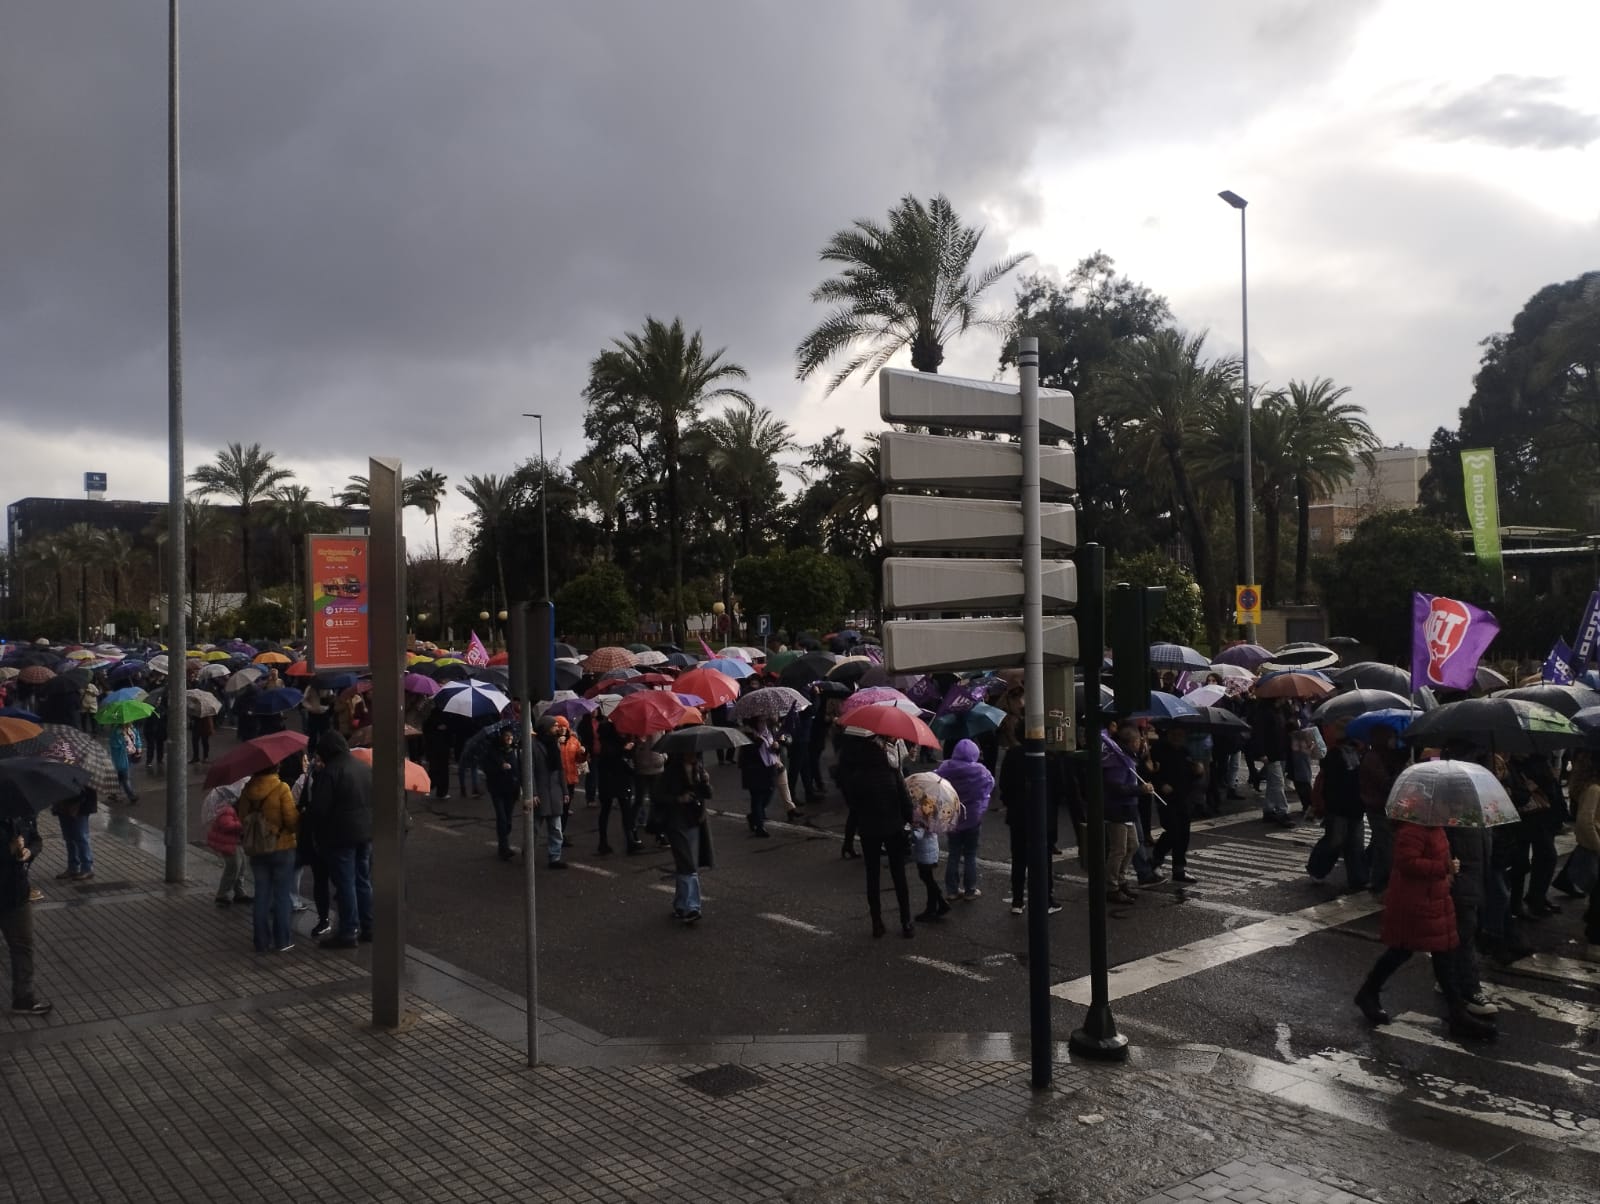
xmin=1412 ymin=593 xmax=1500 ymax=691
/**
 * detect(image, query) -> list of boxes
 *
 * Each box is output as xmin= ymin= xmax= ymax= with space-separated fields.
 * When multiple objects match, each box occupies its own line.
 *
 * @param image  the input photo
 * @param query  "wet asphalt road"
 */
xmin=153 ymin=730 xmax=1600 ymax=1151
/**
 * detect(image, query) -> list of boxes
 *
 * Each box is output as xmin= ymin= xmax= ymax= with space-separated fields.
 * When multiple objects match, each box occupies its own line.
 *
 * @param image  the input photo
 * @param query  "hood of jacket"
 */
xmin=242 ymin=772 xmax=284 ymax=803
xmin=935 ymin=740 xmax=993 ymax=828
xmin=317 ymin=730 xmax=351 ymax=761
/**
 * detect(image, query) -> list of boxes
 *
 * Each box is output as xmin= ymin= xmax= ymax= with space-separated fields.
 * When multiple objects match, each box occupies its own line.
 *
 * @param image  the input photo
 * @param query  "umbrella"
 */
xmin=102 ymin=687 xmax=148 ymax=705
xmin=1255 ymin=671 xmax=1334 ymax=701
xmin=625 ymin=642 xmax=654 ymax=654
xmin=187 ymin=689 xmax=222 ymax=718
xmin=655 ymin=724 xmax=751 ymax=755
xmin=582 ymin=646 xmax=638 ymax=673
xmin=1164 ymin=706 xmax=1252 ymax=736
xmin=252 ymin=687 xmax=304 ymax=715
xmin=0 ymin=758 xmax=91 ymax=816
xmin=0 ymin=718 xmax=44 ymax=747
xmin=1333 ymin=662 xmax=1411 ymax=694
xmin=906 ymin=772 xmax=964 ymax=835
xmin=0 ymin=668 xmax=16 ymax=682
xmin=662 ymin=652 xmax=697 ymax=669
xmin=1150 ymin=643 xmax=1211 ymax=671
xmin=778 ymin=651 xmax=839 ymax=689
xmin=701 ymin=657 xmax=756 ymax=680
xmin=673 ymin=667 xmax=740 ymax=709
xmin=1311 ymin=689 xmax=1413 ymax=723
xmin=1343 ymin=709 xmax=1421 ymax=743
xmin=203 ymin=732 xmax=310 ymax=790
xmin=1128 ymin=690 xmax=1197 ymax=720
xmin=252 ymin=651 xmax=292 ymax=665
xmin=589 ymin=693 xmax=624 ymax=717
xmin=1213 ymin=643 xmax=1272 ymax=670
xmin=1475 ymin=665 xmax=1510 ymax=692
xmin=18 ymin=665 xmax=55 ymax=686
xmin=64 ymin=649 xmax=95 ymax=662
xmin=1384 ymin=760 xmax=1520 ymax=828
xmin=826 ymin=656 xmax=875 ymax=685
xmin=552 ymin=642 xmax=579 ymax=660
xmin=599 ymin=667 xmax=642 ymax=682
xmin=348 ymin=747 xmax=432 ymax=792
xmin=732 ymin=687 xmax=810 ymax=723
xmin=956 ymin=701 xmax=1008 ymax=735
xmin=403 ymin=672 xmax=441 ymax=696
xmin=97 ymin=699 xmax=156 ymax=726
xmin=841 ymin=703 xmax=940 ymax=749
xmin=1270 ymin=643 xmax=1339 ymax=670
xmin=1180 ymin=684 xmax=1227 ymax=709
xmin=713 ymin=647 xmax=750 ymax=661
xmin=1570 ymin=706 xmax=1600 ymax=739
xmin=1074 ymin=680 xmax=1115 ymax=712
xmin=0 ymin=724 xmax=120 ymax=797
xmin=610 ymin=691 xmax=692 ymax=736
xmin=765 ymin=650 xmax=804 ymax=675
xmin=0 ymin=708 xmax=40 ymax=722
xmin=1405 ymin=698 xmax=1580 ymax=756
xmin=39 ymin=675 xmax=86 ymax=697
xmin=284 ymin=660 xmax=315 ymax=678
xmin=146 ymin=654 xmax=170 ymax=675
xmin=200 ymin=781 xmax=244 ymax=828
xmin=1493 ymin=684 xmax=1589 ymax=718
xmin=196 ymin=663 xmax=229 ymax=681
xmin=632 ymin=650 xmax=668 ymax=667
xmin=541 ymin=697 xmax=599 ymax=726
xmin=225 ymin=667 xmax=266 ymax=694
xmin=554 ymin=662 xmax=584 ymax=690
xmin=839 ymin=686 xmax=912 ymax=716
xmin=435 ymin=679 xmax=512 ymax=720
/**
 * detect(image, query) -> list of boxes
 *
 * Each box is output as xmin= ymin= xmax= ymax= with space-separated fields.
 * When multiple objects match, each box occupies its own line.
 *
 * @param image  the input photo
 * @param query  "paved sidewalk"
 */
xmin=0 ymin=815 xmax=1594 ymax=1203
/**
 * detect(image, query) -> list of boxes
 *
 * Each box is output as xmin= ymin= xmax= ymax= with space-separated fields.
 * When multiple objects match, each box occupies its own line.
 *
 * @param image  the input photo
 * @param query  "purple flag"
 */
xmin=1574 ymin=590 xmax=1600 ymax=668
xmin=1411 ymin=593 xmax=1500 ymax=691
xmin=1542 ymin=638 xmax=1576 ymax=685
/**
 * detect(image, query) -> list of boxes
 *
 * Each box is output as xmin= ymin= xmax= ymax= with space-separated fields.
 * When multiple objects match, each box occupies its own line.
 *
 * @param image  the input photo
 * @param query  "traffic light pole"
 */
xmin=1018 ymin=338 xmax=1053 ymax=1089
xmin=1070 ymin=544 xmax=1129 ymax=1060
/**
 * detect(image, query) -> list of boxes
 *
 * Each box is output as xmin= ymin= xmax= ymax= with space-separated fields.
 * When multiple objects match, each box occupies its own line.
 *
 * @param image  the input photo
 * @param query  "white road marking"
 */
xmin=1487 ymin=982 xmax=1600 ymax=1031
xmin=1386 ymin=1013 xmax=1600 ymax=1088
xmin=649 ymin=883 xmax=711 ymax=901
xmin=564 ymin=862 xmax=617 ymax=878
xmin=1050 ymin=895 xmax=1381 ymax=1004
xmin=757 ymin=912 xmax=831 ymax=936
xmin=903 ymin=955 xmax=991 ymax=982
xmin=1499 ymin=951 xmax=1600 ymax=990
xmin=423 ymin=823 xmax=463 ymax=837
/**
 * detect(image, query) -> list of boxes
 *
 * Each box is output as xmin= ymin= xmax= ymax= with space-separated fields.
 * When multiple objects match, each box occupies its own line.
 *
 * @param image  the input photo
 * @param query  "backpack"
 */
xmin=239 ymin=803 xmax=278 ymax=856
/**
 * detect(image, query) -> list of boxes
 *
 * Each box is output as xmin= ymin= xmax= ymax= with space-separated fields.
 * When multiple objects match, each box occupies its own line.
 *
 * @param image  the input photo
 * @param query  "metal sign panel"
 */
xmin=880 ymin=432 xmax=1075 ymax=495
xmin=84 ymin=472 xmax=108 ymax=493
xmin=883 ymin=617 xmax=1079 ymax=674
xmin=881 ymin=495 xmax=1076 ymax=552
xmin=879 ymin=367 xmax=1074 ymax=440
xmin=883 ymin=557 xmax=1076 ymax=612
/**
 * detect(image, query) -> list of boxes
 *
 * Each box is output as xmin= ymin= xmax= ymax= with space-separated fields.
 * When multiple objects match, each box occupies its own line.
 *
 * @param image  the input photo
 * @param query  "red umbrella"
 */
xmin=488 ymin=651 xmax=509 ymax=666
xmin=840 ymin=703 xmax=940 ymax=749
xmin=203 ymin=732 xmax=309 ymax=790
xmin=610 ymin=691 xmax=690 ymax=736
xmin=18 ymin=666 xmax=55 ymax=686
xmin=284 ymin=660 xmax=314 ymax=678
xmin=673 ymin=667 xmax=739 ymax=709
xmin=635 ymin=673 xmax=675 ymax=686
xmin=582 ymin=646 xmax=637 ymax=673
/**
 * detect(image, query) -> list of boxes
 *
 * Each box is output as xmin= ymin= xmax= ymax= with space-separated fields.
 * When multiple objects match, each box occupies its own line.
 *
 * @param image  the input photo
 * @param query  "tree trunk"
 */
xmin=664 ymin=426 xmax=685 ymax=642
xmin=1232 ymin=474 xmax=1249 ymax=610
xmin=1169 ymin=451 xmax=1220 ymax=647
xmin=432 ymin=513 xmax=446 ymax=617
xmin=494 ymin=538 xmax=509 ymax=623
xmin=1294 ymin=475 xmax=1312 ymax=602
xmin=79 ymin=565 xmax=88 ymax=640
xmin=241 ymin=510 xmax=255 ymax=602
xmin=909 ymin=327 xmax=944 ymax=373
xmin=1262 ymin=494 xmax=1281 ymax=608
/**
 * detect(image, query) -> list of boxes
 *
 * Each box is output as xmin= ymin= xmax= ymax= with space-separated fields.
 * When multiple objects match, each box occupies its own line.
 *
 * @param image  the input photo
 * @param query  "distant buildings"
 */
xmin=1305 ymin=445 xmax=1428 ymax=550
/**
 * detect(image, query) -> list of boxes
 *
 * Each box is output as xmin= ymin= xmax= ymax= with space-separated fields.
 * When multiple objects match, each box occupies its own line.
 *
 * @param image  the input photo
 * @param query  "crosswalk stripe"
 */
xmin=1386 ymin=1012 xmax=1600 ymax=1087
xmin=1497 ymin=951 xmax=1600 ymax=990
xmin=1487 ymin=982 xmax=1600 ymax=1030
xmin=903 ymin=955 xmax=990 ymax=982
xmin=564 ymin=862 xmax=617 ymax=878
xmin=757 ymin=912 xmax=831 ymax=936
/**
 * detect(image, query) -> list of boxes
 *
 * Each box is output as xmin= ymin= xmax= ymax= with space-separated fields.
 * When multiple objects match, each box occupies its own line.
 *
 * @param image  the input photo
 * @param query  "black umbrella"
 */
xmin=1074 ymin=681 xmax=1115 ymax=712
xmin=553 ymin=642 xmax=579 ymax=660
xmin=652 ymin=643 xmax=683 ymax=655
xmin=0 ymin=758 xmax=91 ymax=816
xmin=1493 ymin=684 xmax=1589 ymax=718
xmin=1311 ymin=689 xmax=1414 ymax=723
xmin=1406 ymin=697 xmax=1579 ymax=755
xmin=655 ymin=724 xmax=752 ymax=755
xmin=1163 ymin=706 xmax=1251 ymax=736
xmin=1332 ymin=662 xmax=1411 ymax=695
xmin=778 ymin=652 xmax=838 ymax=689
xmin=1475 ymin=665 xmax=1510 ymax=692
xmin=554 ymin=661 xmax=583 ymax=690
xmin=663 ymin=652 xmax=697 ymax=669
xmin=826 ymin=658 xmax=874 ymax=686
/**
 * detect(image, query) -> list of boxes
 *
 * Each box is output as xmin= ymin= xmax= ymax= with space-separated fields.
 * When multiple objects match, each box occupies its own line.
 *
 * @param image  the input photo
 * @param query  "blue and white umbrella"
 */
xmin=1150 ymin=643 xmax=1211 ymax=671
xmin=1130 ymin=690 xmax=1198 ymax=720
xmin=436 ymin=679 xmax=512 ymax=720
xmin=702 ymin=657 xmax=756 ymax=680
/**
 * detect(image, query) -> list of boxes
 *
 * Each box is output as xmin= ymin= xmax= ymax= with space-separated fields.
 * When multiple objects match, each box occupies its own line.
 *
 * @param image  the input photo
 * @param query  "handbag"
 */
xmin=239 ymin=806 xmax=277 ymax=856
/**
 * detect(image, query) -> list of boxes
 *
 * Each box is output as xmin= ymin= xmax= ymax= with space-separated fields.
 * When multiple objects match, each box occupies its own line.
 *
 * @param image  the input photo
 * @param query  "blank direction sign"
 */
xmin=880 ymin=432 xmax=1075 ymax=495
xmin=881 ymin=495 xmax=1077 ymax=552
xmin=883 ymin=557 xmax=1076 ymax=612
xmin=883 ymin=617 xmax=1079 ymax=674
xmin=878 ymin=367 xmax=1074 ymax=440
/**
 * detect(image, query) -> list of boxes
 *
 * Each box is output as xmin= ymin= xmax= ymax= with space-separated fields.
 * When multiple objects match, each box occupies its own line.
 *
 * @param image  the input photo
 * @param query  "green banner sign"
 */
xmin=1460 ymin=447 xmax=1502 ymax=578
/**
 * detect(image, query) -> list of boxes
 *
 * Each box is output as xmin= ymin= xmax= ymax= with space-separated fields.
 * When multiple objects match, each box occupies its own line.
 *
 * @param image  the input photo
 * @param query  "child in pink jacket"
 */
xmin=206 ymin=796 xmax=251 ymax=907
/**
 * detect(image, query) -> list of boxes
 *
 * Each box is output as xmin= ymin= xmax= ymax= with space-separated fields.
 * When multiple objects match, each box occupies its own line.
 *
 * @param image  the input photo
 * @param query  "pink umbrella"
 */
xmin=839 ymin=687 xmax=914 ymax=718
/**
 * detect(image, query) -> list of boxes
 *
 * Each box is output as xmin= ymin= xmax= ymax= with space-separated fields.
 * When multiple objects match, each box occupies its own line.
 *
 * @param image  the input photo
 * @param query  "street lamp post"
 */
xmin=522 ymin=414 xmax=551 ymax=602
xmin=1218 ymin=189 xmax=1255 ymax=642
xmin=164 ymin=0 xmax=188 ymax=885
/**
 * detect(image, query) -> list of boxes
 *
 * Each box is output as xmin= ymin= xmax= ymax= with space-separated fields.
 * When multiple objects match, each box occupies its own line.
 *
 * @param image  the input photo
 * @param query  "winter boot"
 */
xmin=1354 ymin=978 xmax=1390 ymax=1026
xmin=1447 ymin=1003 xmax=1497 ymax=1043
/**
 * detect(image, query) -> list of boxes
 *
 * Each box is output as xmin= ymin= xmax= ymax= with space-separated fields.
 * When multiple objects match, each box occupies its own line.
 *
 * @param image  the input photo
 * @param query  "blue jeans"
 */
xmin=457 ymin=763 xmax=481 ymax=795
xmin=249 ymin=851 xmax=296 ymax=951
xmin=329 ymin=843 xmax=374 ymax=940
xmin=673 ymin=872 xmax=702 ymax=914
xmin=115 ymin=770 xmax=138 ymax=803
xmin=945 ymin=829 xmax=980 ymax=895
xmin=543 ymin=814 xmax=565 ymax=863
xmin=1262 ymin=761 xmax=1289 ymax=817
xmin=56 ymin=813 xmax=92 ymax=874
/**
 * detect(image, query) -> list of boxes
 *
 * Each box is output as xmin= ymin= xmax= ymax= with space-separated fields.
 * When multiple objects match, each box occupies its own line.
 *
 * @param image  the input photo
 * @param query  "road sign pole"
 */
xmin=1018 ymin=338 xmax=1053 ymax=1089
xmin=1070 ymin=545 xmax=1129 ymax=1061
xmin=369 ymin=457 xmax=407 ymax=1030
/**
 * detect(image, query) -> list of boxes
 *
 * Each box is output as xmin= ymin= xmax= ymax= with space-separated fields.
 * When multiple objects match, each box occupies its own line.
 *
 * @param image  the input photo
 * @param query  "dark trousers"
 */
xmin=0 ymin=904 xmax=35 ymax=1007
xmin=1519 ymin=809 xmax=1560 ymax=905
xmin=1586 ymin=876 xmax=1600 ymax=945
xmin=861 ymin=833 xmax=910 ymax=925
xmin=302 ymin=852 xmax=330 ymax=922
xmin=190 ymin=729 xmax=210 ymax=762
xmin=1008 ymin=821 xmax=1055 ymax=907
xmin=1152 ymin=798 xmax=1193 ymax=875
xmin=426 ymin=750 xmax=451 ymax=798
xmin=915 ymin=863 xmax=944 ymax=913
xmin=597 ymin=790 xmax=638 ymax=851
xmin=747 ymin=784 xmax=773 ymax=831
xmin=1452 ymin=901 xmax=1483 ymax=998
xmin=329 ymin=843 xmax=374 ymax=940
xmin=489 ymin=788 xmax=518 ymax=851
xmin=1365 ymin=944 xmax=1458 ymax=1002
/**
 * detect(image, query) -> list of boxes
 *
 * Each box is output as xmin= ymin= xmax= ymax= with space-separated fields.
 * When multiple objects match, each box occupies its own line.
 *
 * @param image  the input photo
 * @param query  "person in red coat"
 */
xmin=1354 ymin=821 xmax=1496 ymax=1041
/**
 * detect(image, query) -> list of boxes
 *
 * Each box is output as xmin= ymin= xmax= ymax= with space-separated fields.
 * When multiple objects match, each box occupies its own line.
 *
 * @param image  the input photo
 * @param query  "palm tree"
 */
xmin=687 ymin=400 xmax=804 ymax=558
xmin=335 ymin=475 xmax=372 ymax=508
xmin=22 ymin=536 xmax=67 ymax=617
xmin=584 ymin=317 xmax=751 ymax=638
xmin=187 ymin=442 xmax=294 ymax=601
xmin=1277 ymin=378 xmax=1379 ymax=600
xmin=571 ymin=457 xmax=635 ymax=561
xmin=456 ymin=473 xmax=520 ymax=616
xmin=153 ymin=500 xmax=230 ymax=630
xmin=58 ymin=523 xmax=104 ymax=639
xmin=795 ymin=193 xmax=1028 ymax=393
xmin=408 ymin=467 xmax=450 ymax=623
xmin=266 ymin=485 xmax=337 ymax=632
xmin=97 ymin=529 xmax=135 ymax=609
xmin=1099 ymin=330 xmax=1241 ymax=645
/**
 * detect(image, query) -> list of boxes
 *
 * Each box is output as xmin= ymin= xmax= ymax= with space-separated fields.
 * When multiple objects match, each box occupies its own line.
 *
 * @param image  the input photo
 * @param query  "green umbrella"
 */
xmin=765 ymin=650 xmax=804 ymax=674
xmin=97 ymin=699 xmax=156 ymax=726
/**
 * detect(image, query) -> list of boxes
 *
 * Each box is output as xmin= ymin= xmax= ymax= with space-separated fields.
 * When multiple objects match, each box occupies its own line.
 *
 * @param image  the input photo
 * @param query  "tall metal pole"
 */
xmin=369 ymin=457 xmax=407 ymax=1029
xmin=163 ymin=0 xmax=188 ymax=885
xmin=1018 ymin=337 xmax=1052 ymax=1089
xmin=1069 ymin=547 xmax=1128 ymax=1060
xmin=523 ymin=414 xmax=550 ymax=601
xmin=1218 ymin=190 xmax=1256 ymax=641
xmin=509 ymin=602 xmax=539 ymax=1066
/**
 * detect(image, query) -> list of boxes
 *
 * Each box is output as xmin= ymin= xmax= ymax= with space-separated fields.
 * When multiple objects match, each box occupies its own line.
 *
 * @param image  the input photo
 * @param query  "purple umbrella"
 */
xmin=903 ymin=675 xmax=944 ymax=710
xmin=543 ymin=697 xmax=598 ymax=726
xmin=403 ymin=672 xmax=440 ymax=696
xmin=1214 ymin=643 xmax=1272 ymax=671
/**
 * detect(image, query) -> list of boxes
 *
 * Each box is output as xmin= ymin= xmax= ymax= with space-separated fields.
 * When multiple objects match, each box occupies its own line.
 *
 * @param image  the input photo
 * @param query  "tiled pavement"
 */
xmin=1 ymin=813 xmax=1594 ymax=1203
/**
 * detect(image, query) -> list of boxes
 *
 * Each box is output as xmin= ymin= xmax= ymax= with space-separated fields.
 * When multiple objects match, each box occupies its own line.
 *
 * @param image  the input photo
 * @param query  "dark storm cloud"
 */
xmin=0 ymin=0 xmax=1136 ymax=473
xmin=1411 ymin=75 xmax=1600 ymax=150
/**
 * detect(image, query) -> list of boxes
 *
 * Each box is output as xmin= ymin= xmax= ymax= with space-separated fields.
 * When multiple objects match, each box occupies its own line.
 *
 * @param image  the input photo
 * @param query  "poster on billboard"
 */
xmin=307 ymin=534 xmax=370 ymax=670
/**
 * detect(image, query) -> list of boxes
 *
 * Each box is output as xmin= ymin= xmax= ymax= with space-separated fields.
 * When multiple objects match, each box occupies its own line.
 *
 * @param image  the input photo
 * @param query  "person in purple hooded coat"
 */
xmin=938 ymin=739 xmax=995 ymax=901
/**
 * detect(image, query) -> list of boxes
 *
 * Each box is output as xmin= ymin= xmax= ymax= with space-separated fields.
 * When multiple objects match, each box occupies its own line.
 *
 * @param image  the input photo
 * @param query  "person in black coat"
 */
xmin=652 ymin=751 xmax=714 ymax=923
xmin=0 ymin=810 xmax=48 ymax=1015
xmin=422 ymin=708 xmax=453 ymax=800
xmin=483 ymin=726 xmax=523 ymax=861
xmin=1309 ymin=738 xmax=1368 ymax=890
xmin=1446 ymin=825 xmax=1497 ymax=1021
xmin=309 ymin=731 xmax=374 ymax=948
xmin=837 ymin=734 xmax=914 ymax=938
xmin=1149 ymin=726 xmax=1201 ymax=884
xmin=998 ymin=745 xmax=1063 ymax=913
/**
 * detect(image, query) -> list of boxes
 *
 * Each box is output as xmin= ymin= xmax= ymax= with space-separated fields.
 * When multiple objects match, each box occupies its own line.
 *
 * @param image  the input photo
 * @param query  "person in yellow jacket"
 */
xmin=237 ymin=762 xmax=300 ymax=953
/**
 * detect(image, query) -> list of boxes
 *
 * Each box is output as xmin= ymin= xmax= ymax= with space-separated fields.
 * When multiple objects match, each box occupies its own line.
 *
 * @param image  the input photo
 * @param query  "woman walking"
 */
xmin=237 ymin=759 xmax=300 ymax=954
xmin=738 ymin=717 xmax=781 ymax=839
xmin=937 ymin=739 xmax=993 ymax=901
xmin=105 ymin=721 xmax=141 ymax=805
xmin=838 ymin=733 xmax=914 ymax=938
xmin=1354 ymin=820 xmax=1494 ymax=1041
xmin=654 ymin=748 xmax=713 ymax=923
xmin=1569 ymin=750 xmax=1600 ymax=963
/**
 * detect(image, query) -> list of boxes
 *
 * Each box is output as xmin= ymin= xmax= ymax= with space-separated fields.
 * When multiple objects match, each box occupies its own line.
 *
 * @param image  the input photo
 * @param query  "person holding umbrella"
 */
xmin=837 ymin=733 xmax=915 ymax=938
xmin=650 ymin=743 xmax=715 ymax=923
xmin=738 ymin=716 xmax=781 ymax=839
xmin=0 ymin=789 xmax=47 ymax=1014
xmin=104 ymin=718 xmax=141 ymax=805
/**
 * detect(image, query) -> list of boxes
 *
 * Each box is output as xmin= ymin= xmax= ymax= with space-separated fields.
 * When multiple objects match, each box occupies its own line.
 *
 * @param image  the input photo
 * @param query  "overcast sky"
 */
xmin=4 ymin=1 xmax=1597 ymax=552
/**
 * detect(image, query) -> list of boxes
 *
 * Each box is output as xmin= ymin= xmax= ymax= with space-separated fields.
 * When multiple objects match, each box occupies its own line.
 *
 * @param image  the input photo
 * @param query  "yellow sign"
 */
xmin=1235 ymin=584 xmax=1262 ymax=626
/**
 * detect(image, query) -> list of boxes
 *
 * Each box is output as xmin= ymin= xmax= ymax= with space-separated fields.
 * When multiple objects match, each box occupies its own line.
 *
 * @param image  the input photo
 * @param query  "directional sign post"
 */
xmin=877 ymin=345 xmax=1075 ymax=1090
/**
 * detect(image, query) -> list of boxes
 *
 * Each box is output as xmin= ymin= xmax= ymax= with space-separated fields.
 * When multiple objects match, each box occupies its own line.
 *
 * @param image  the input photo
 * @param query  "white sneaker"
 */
xmin=964 ymin=888 xmax=982 ymax=900
xmin=1010 ymin=902 xmax=1025 ymax=915
xmin=1465 ymin=991 xmax=1499 ymax=1017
